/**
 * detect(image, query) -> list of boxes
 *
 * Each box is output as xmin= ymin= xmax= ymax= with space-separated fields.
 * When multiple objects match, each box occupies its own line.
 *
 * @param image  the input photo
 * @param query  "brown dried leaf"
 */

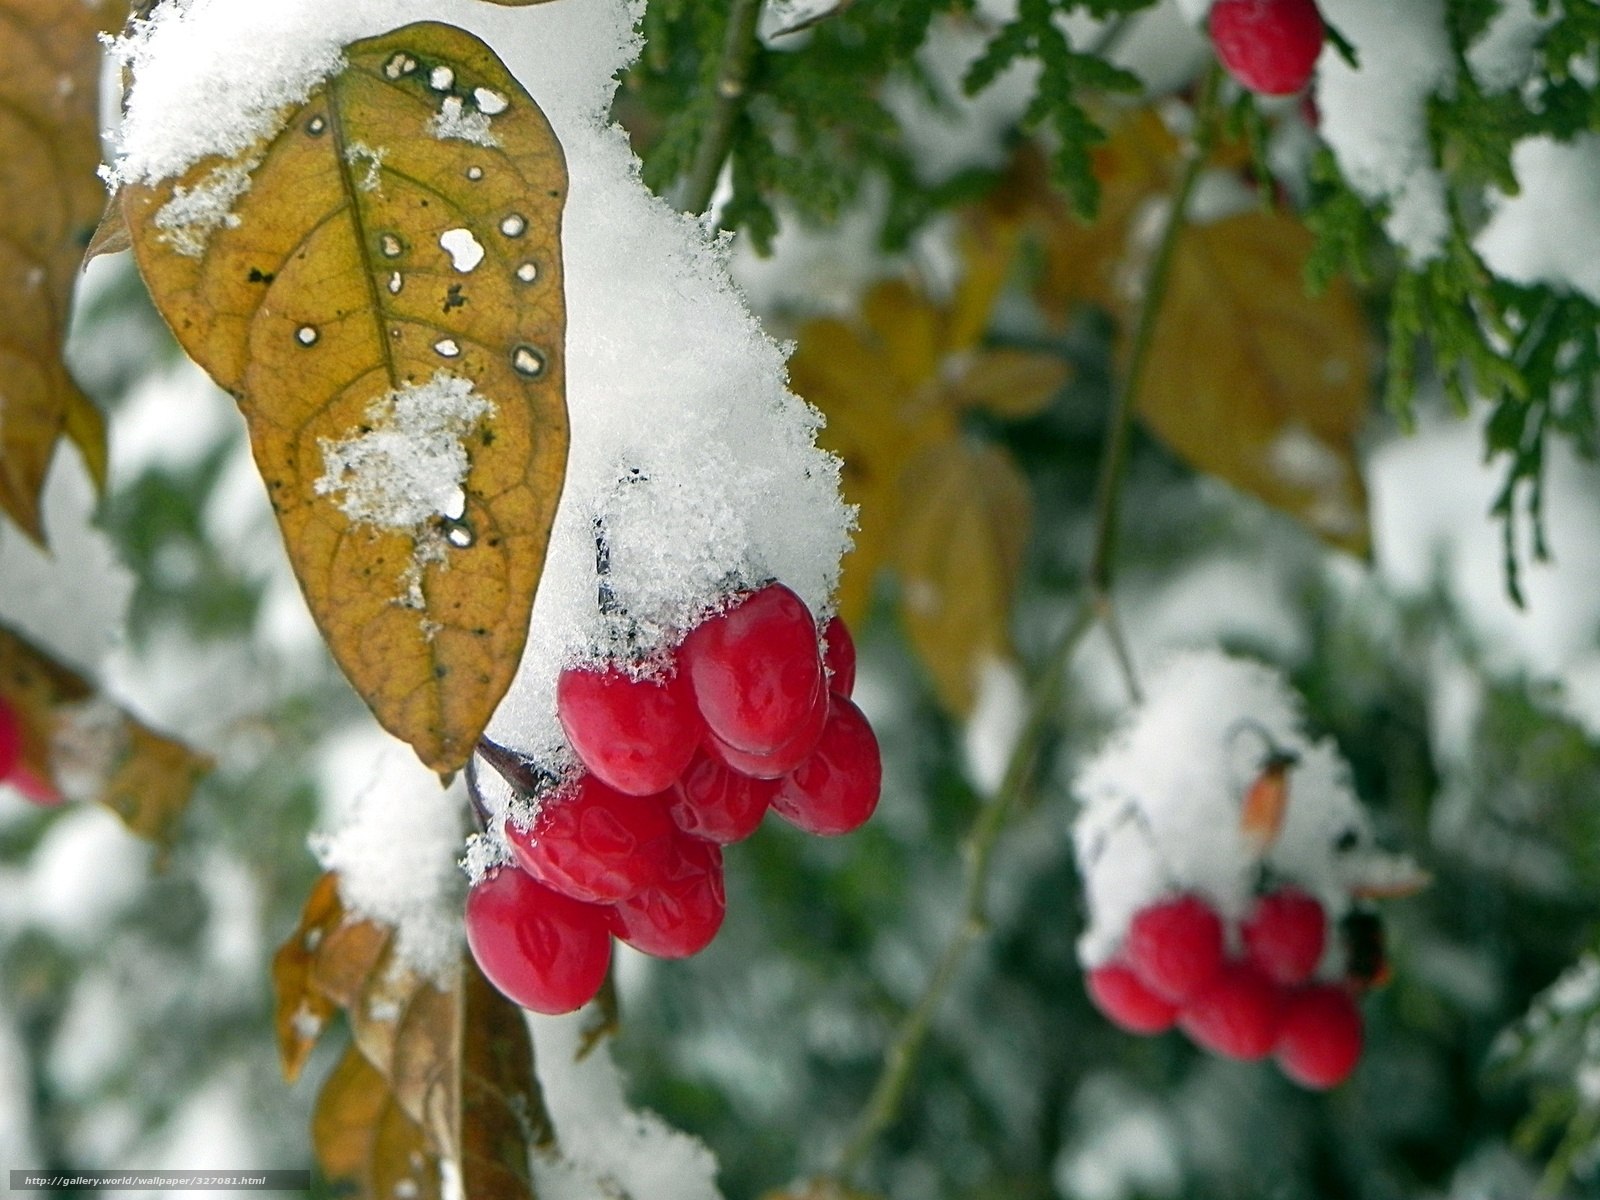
xmin=893 ymin=441 xmax=1031 ymax=716
xmin=124 ymin=22 xmax=570 ymax=774
xmin=0 ymin=623 xmax=211 ymax=842
xmin=277 ymin=875 xmax=545 ymax=1199
xmin=0 ymin=0 xmax=118 ymax=537
xmin=314 ymin=1047 xmax=443 ymax=1200
xmin=1137 ymin=211 xmax=1373 ymax=554
xmin=273 ymin=873 xmax=346 ymax=1083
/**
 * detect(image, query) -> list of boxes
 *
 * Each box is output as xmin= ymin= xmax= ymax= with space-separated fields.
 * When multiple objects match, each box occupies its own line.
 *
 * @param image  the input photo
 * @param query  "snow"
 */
xmin=962 ymin=657 xmax=1028 ymax=795
xmin=1314 ymin=0 xmax=1454 ymax=262
xmin=1475 ymin=134 xmax=1600 ymax=305
xmin=0 ymin=806 xmax=152 ymax=949
xmin=315 ymin=373 xmax=493 ymax=531
xmin=1467 ymin=0 xmax=1554 ymax=93
xmin=1073 ymin=650 xmax=1399 ymax=968
xmin=527 ymin=1009 xmax=723 ymax=1200
xmin=110 ymin=0 xmax=854 ymax=819
xmin=311 ymin=724 xmax=467 ymax=980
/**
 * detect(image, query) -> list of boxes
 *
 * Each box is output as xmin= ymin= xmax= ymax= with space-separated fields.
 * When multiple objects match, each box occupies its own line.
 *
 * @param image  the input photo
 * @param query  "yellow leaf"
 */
xmin=945 ymin=348 xmax=1070 ymax=419
xmin=0 ymin=623 xmax=211 ymax=843
xmin=893 ymin=441 xmax=1031 ymax=715
xmin=314 ymin=1048 xmax=444 ymax=1200
xmin=277 ymin=875 xmax=547 ymax=1200
xmin=124 ymin=22 xmax=570 ymax=774
xmin=1136 ymin=211 xmax=1372 ymax=554
xmin=0 ymin=0 xmax=119 ymax=539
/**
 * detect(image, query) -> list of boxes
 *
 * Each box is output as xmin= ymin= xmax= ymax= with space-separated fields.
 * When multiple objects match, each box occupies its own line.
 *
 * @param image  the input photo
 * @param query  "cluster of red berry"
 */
xmin=467 ymin=583 xmax=881 ymax=1014
xmin=0 ymin=696 xmax=56 ymax=805
xmin=1086 ymin=888 xmax=1365 ymax=1089
xmin=1208 ymin=0 xmax=1326 ymax=96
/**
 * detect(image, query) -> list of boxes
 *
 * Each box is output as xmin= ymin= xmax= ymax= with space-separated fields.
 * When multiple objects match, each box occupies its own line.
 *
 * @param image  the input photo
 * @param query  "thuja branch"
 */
xmin=1087 ymin=62 xmax=1222 ymax=704
xmin=831 ymin=66 xmax=1225 ymax=1184
xmin=678 ymin=0 xmax=764 ymax=216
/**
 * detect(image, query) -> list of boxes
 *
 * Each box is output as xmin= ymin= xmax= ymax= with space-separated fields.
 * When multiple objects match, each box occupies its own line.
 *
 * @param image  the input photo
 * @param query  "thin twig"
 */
xmin=677 ymin=0 xmax=765 ymax=216
xmin=831 ymin=65 xmax=1225 ymax=1183
xmin=1086 ymin=62 xmax=1223 ymax=705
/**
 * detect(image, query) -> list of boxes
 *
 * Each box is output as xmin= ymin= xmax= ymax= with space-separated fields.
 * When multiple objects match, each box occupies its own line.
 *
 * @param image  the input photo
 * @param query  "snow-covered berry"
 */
xmin=1209 ymin=0 xmax=1325 ymax=96
xmin=556 ymin=660 xmax=703 ymax=795
xmin=504 ymin=775 xmax=677 ymax=904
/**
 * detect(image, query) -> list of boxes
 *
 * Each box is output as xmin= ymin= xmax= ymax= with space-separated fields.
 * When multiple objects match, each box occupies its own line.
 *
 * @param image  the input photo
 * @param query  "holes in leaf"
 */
xmin=473 ymin=87 xmax=509 ymax=115
xmin=435 ymin=338 xmax=462 ymax=358
xmin=387 ymin=272 xmax=404 ymax=296
xmin=439 ymin=228 xmax=485 ymax=272
xmin=499 ymin=214 xmax=527 ymax=238
xmin=515 ymin=262 xmax=538 ymax=284
xmin=383 ymin=53 xmax=418 ymax=80
xmin=296 ymin=326 xmax=320 ymax=347
xmin=306 ymin=115 xmax=327 ymax=136
xmin=380 ymin=233 xmax=405 ymax=258
xmin=511 ymin=345 xmax=545 ymax=377
xmin=466 ymin=166 xmax=485 ymax=182
xmin=428 ymin=65 xmax=456 ymax=92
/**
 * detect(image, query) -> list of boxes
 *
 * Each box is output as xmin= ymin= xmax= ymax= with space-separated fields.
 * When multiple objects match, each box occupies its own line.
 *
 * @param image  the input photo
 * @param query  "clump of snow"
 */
xmin=110 ymin=0 xmax=854 ymax=801
xmin=1073 ymin=650 xmax=1402 ymax=967
xmin=962 ymin=657 xmax=1028 ymax=796
xmin=152 ymin=159 xmax=256 ymax=257
xmin=429 ymin=94 xmax=499 ymax=146
xmin=1467 ymin=0 xmax=1553 ymax=93
xmin=1314 ymin=0 xmax=1454 ymax=262
xmin=527 ymin=1010 xmax=723 ymax=1200
xmin=312 ymin=726 xmax=466 ymax=980
xmin=1475 ymin=134 xmax=1600 ymax=305
xmin=315 ymin=373 xmax=493 ymax=530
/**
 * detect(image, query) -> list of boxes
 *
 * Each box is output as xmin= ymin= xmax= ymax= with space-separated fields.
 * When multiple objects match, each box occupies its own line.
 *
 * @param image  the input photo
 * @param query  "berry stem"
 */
xmin=1087 ymin=61 xmax=1224 ymax=706
xmin=678 ymin=0 xmax=765 ymax=217
xmin=833 ymin=67 xmax=1225 ymax=1185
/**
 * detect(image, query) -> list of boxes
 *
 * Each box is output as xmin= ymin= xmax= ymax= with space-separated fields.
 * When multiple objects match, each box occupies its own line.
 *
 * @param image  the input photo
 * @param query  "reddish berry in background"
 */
xmin=669 ymin=749 xmax=777 ymax=844
xmin=611 ymin=835 xmax=726 ymax=958
xmin=1124 ymin=894 xmax=1226 ymax=1003
xmin=1179 ymin=962 xmax=1283 ymax=1060
xmin=1243 ymin=887 xmax=1328 ymax=986
xmin=505 ymin=774 xmax=677 ymax=903
xmin=682 ymin=583 xmax=825 ymax=754
xmin=771 ymin=695 xmax=882 ymax=836
xmin=465 ymin=867 xmax=612 ymax=1015
xmin=1209 ymin=0 xmax=1325 ymax=96
xmin=1275 ymin=984 xmax=1363 ymax=1088
xmin=705 ymin=681 xmax=828 ymax=779
xmin=0 ymin=698 xmax=22 ymax=783
xmin=821 ymin=616 xmax=856 ymax=697
xmin=1087 ymin=963 xmax=1180 ymax=1034
xmin=556 ymin=661 xmax=703 ymax=795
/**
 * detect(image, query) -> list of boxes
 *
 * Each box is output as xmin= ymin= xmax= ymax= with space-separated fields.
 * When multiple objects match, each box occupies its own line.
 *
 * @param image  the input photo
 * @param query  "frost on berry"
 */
xmin=611 ymin=835 xmax=726 ymax=958
xmin=1086 ymin=963 xmax=1180 ymax=1034
xmin=465 ymin=867 xmax=612 ymax=1015
xmin=1275 ymin=984 xmax=1363 ymax=1088
xmin=1179 ymin=963 xmax=1283 ymax=1060
xmin=505 ymin=774 xmax=677 ymax=904
xmin=682 ymin=583 xmax=826 ymax=754
xmin=669 ymin=749 xmax=777 ymax=844
xmin=1243 ymin=887 xmax=1328 ymax=985
xmin=1124 ymin=895 xmax=1225 ymax=1004
xmin=1209 ymin=0 xmax=1326 ymax=96
xmin=556 ymin=660 xmax=703 ymax=795
xmin=771 ymin=695 xmax=882 ymax=837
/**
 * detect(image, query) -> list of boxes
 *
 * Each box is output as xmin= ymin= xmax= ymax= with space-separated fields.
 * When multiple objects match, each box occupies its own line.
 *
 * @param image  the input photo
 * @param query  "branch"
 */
xmin=678 ymin=0 xmax=765 ymax=216
xmin=1086 ymin=62 xmax=1223 ymax=704
xmin=831 ymin=64 xmax=1225 ymax=1184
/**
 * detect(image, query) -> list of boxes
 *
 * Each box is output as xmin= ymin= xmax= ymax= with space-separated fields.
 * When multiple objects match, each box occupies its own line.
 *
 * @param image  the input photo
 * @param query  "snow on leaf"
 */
xmin=0 ymin=0 xmax=118 ymax=540
xmin=0 ymin=622 xmax=212 ymax=846
xmin=122 ymin=22 xmax=571 ymax=774
xmin=276 ymin=873 xmax=547 ymax=1200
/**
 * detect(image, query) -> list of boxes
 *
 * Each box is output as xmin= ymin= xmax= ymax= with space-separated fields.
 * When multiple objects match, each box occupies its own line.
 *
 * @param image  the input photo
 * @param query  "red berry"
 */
xmin=504 ymin=774 xmax=677 ymax=904
xmin=1275 ymin=984 xmax=1363 ymax=1088
xmin=682 ymin=583 xmax=825 ymax=754
xmin=704 ymin=680 xmax=828 ymax=779
xmin=770 ymin=695 xmax=881 ymax=836
xmin=611 ymin=836 xmax=726 ymax=958
xmin=556 ymin=661 xmax=703 ymax=795
xmin=1086 ymin=963 xmax=1180 ymax=1034
xmin=465 ymin=867 xmax=612 ymax=1015
xmin=1179 ymin=963 xmax=1283 ymax=1060
xmin=668 ymin=749 xmax=777 ymax=844
xmin=821 ymin=616 xmax=856 ymax=698
xmin=8 ymin=765 xmax=62 ymax=807
xmin=1243 ymin=887 xmax=1327 ymax=985
xmin=1209 ymin=0 xmax=1325 ymax=96
xmin=0 ymin=698 xmax=22 ymax=782
xmin=1124 ymin=895 xmax=1225 ymax=1004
